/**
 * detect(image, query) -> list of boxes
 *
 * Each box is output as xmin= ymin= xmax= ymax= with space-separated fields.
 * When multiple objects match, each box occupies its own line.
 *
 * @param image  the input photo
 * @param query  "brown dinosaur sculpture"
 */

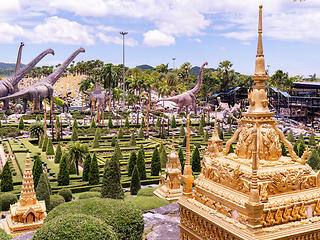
xmin=83 ymin=82 xmax=107 ymax=112
xmin=13 ymin=42 xmax=24 ymax=104
xmin=155 ymin=61 xmax=208 ymax=114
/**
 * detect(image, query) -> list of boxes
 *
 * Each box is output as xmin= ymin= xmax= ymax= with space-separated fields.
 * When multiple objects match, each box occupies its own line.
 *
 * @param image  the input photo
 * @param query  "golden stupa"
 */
xmin=2 ymin=153 xmax=46 ymax=237
xmin=154 ymin=135 xmax=183 ymax=202
xmin=178 ymin=5 xmax=320 ymax=240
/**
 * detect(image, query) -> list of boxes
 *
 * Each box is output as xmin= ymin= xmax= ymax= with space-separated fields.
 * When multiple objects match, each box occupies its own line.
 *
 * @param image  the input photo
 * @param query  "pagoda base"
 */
xmin=154 ymin=186 xmax=183 ymax=203
xmin=178 ymin=197 xmax=320 ymax=240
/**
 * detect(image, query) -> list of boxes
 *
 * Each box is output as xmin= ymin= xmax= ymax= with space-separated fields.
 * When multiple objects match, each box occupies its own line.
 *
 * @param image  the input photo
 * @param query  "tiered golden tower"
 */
xmin=178 ymin=5 xmax=320 ymax=240
xmin=2 ymin=153 xmax=46 ymax=237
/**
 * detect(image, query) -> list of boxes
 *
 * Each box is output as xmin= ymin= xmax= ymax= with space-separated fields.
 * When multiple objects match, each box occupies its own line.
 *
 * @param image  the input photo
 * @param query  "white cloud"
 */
xmin=143 ymin=30 xmax=175 ymax=47
xmin=195 ymin=38 xmax=202 ymax=43
xmin=0 ymin=23 xmax=24 ymax=43
xmin=221 ymin=46 xmax=226 ymax=50
xmin=97 ymin=33 xmax=138 ymax=46
xmin=242 ymin=42 xmax=251 ymax=45
xmin=28 ymin=17 xmax=95 ymax=45
xmin=96 ymin=26 xmax=121 ymax=33
xmin=0 ymin=0 xmax=20 ymax=18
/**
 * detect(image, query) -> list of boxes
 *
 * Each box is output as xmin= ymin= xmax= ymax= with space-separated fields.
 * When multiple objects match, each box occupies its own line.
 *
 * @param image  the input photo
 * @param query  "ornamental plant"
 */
xmin=33 ymin=156 xmax=43 ymax=189
xmin=138 ymin=127 xmax=144 ymax=139
xmin=71 ymin=127 xmax=79 ymax=141
xmin=54 ymin=143 xmax=62 ymax=164
xmin=298 ymin=133 xmax=305 ymax=144
xmin=72 ymin=118 xmax=78 ymax=129
xmin=92 ymin=131 xmax=100 ymax=148
xmin=191 ymin=146 xmax=201 ymax=172
xmin=200 ymin=114 xmax=205 ymax=127
xmin=130 ymin=165 xmax=141 ymax=195
xmin=151 ymin=147 xmax=161 ymax=176
xmin=1 ymin=161 xmax=13 ymax=192
xmin=56 ymin=116 xmax=61 ymax=128
xmin=298 ymin=141 xmax=306 ymax=158
xmin=130 ymin=132 xmax=136 ymax=146
xmin=287 ymin=130 xmax=295 ymax=143
xmin=179 ymin=125 xmax=185 ymax=137
xmin=36 ymin=115 xmax=41 ymax=122
xmin=307 ymin=149 xmax=320 ymax=171
xmin=46 ymin=138 xmax=55 ymax=155
xmin=88 ymin=153 xmax=100 ymax=185
xmin=139 ymin=144 xmax=145 ymax=158
xmin=18 ymin=116 xmax=24 ymax=130
xmin=42 ymin=134 xmax=49 ymax=152
xmin=117 ymin=127 xmax=124 ymax=139
xmin=137 ymin=149 xmax=146 ymax=180
xmin=127 ymin=151 xmax=137 ymax=177
xmin=293 ymin=141 xmax=299 ymax=156
xmin=203 ymin=129 xmax=209 ymax=142
xmin=114 ymin=141 xmax=123 ymax=160
xmin=111 ymin=136 xmax=116 ymax=147
xmin=227 ymin=126 xmax=233 ymax=135
xmin=36 ymin=173 xmax=51 ymax=212
xmin=178 ymin=147 xmax=185 ymax=174
xmin=96 ymin=128 xmax=101 ymax=140
xmin=309 ymin=132 xmax=316 ymax=146
xmin=57 ymin=154 xmax=69 ymax=186
xmin=82 ymin=153 xmax=91 ymax=181
xmin=197 ymin=122 xmax=204 ymax=136
xmin=281 ymin=141 xmax=287 ymax=156
xmin=160 ymin=146 xmax=168 ymax=168
xmin=108 ymin=116 xmax=114 ymax=128
xmin=124 ymin=116 xmax=130 ymax=129
xmin=90 ymin=117 xmax=96 ymax=128
xmin=38 ymin=134 xmax=44 ymax=148
xmin=156 ymin=117 xmax=160 ymax=127
xmin=140 ymin=117 xmax=145 ymax=128
xmin=170 ymin=115 xmax=177 ymax=128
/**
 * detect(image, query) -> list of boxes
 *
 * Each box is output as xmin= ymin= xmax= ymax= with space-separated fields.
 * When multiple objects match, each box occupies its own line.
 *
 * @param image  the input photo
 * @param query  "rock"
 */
xmin=144 ymin=203 xmax=180 ymax=215
xmin=1 ymin=212 xmax=8 ymax=219
xmin=12 ymin=232 xmax=35 ymax=240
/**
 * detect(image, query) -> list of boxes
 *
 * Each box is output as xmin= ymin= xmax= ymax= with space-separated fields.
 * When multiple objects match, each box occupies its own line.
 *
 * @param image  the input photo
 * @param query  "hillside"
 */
xmin=0 ymin=62 xmax=26 ymax=77
xmin=136 ymin=64 xmax=154 ymax=71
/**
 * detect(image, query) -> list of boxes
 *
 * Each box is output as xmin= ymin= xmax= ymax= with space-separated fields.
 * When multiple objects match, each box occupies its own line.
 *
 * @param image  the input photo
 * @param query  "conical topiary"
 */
xmin=293 ymin=141 xmax=299 ymax=156
xmin=228 ymin=143 xmax=235 ymax=153
xmin=57 ymin=154 xmax=69 ymax=186
xmin=203 ymin=129 xmax=209 ymax=142
xmin=114 ymin=141 xmax=123 ymax=160
xmin=92 ymin=131 xmax=100 ymax=148
xmin=42 ymin=135 xmax=49 ymax=152
xmin=197 ymin=122 xmax=204 ymax=136
xmin=18 ymin=116 xmax=24 ymax=130
xmin=72 ymin=118 xmax=78 ymax=129
xmin=217 ymin=124 xmax=223 ymax=140
xmin=96 ymin=128 xmax=101 ymax=140
xmin=111 ymin=136 xmax=116 ymax=147
xmin=298 ymin=141 xmax=306 ymax=158
xmin=156 ymin=117 xmax=160 ymax=127
xmin=117 ymin=127 xmax=124 ymax=139
xmin=298 ymin=133 xmax=305 ymax=144
xmin=108 ymin=116 xmax=114 ymax=128
xmin=71 ymin=127 xmax=78 ymax=141
xmin=227 ymin=126 xmax=233 ymax=135
xmin=90 ymin=117 xmax=96 ymax=128
xmin=54 ymin=142 xmax=62 ymax=164
xmin=136 ymin=149 xmax=146 ymax=180
xmin=36 ymin=173 xmax=51 ymax=212
xmin=44 ymin=172 xmax=52 ymax=195
xmin=179 ymin=125 xmax=185 ymax=137
xmin=1 ymin=161 xmax=13 ymax=192
xmin=32 ymin=156 xmax=43 ymax=189
xmin=101 ymin=153 xmax=124 ymax=199
xmin=46 ymin=138 xmax=55 ymax=155
xmin=82 ymin=153 xmax=91 ymax=181
xmin=160 ymin=146 xmax=168 ymax=168
xmin=182 ymin=135 xmax=186 ymax=147
xmin=307 ymin=149 xmax=320 ymax=171
xmin=130 ymin=132 xmax=136 ymax=146
xmin=36 ymin=115 xmax=41 ymax=122
xmin=88 ymin=153 xmax=99 ymax=185
xmin=191 ymin=146 xmax=201 ymax=172
xmin=281 ymin=141 xmax=287 ymax=156
xmin=130 ymin=165 xmax=141 ymax=195
xmin=127 ymin=151 xmax=137 ymax=177
xmin=139 ymin=144 xmax=145 ymax=158
xmin=56 ymin=116 xmax=61 ymax=128
xmin=171 ymin=115 xmax=177 ymax=128
xmin=287 ymin=130 xmax=295 ymax=143
xmin=178 ymin=148 xmax=185 ymax=174
xmin=38 ymin=134 xmax=44 ymax=148
xmin=140 ymin=117 xmax=145 ymax=128
xmin=138 ymin=127 xmax=144 ymax=139
xmin=200 ymin=114 xmax=205 ymax=127
xmin=309 ymin=132 xmax=316 ymax=146
xmin=151 ymin=147 xmax=161 ymax=176
xmin=124 ymin=116 xmax=130 ymax=129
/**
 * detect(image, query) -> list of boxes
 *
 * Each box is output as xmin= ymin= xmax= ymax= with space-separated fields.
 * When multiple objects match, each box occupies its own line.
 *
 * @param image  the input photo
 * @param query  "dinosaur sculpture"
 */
xmin=0 ymin=48 xmax=85 ymax=112
xmin=217 ymin=97 xmax=238 ymax=122
xmin=0 ymin=48 xmax=55 ymax=110
xmin=155 ymin=62 xmax=208 ymax=114
xmin=13 ymin=42 xmax=25 ymax=104
xmin=83 ymin=82 xmax=107 ymax=113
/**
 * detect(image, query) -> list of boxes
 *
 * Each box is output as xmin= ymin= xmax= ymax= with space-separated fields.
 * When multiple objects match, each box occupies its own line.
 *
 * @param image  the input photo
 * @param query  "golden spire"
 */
xmin=252 ymin=5 xmax=268 ymax=89
xmin=184 ymin=115 xmax=191 ymax=170
xmin=20 ymin=153 xmax=37 ymax=206
xmin=172 ymin=134 xmax=175 ymax=152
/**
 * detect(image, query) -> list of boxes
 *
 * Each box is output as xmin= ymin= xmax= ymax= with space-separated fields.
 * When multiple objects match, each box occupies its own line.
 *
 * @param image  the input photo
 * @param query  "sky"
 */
xmin=0 ymin=0 xmax=320 ymax=78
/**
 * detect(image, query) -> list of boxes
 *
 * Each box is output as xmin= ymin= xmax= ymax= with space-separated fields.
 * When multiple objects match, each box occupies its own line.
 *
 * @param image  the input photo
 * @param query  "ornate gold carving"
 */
xmin=260 ymin=184 xmax=268 ymax=203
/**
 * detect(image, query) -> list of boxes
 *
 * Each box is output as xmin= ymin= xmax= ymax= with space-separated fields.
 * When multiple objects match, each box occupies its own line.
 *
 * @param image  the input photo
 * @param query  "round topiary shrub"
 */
xmin=33 ymin=214 xmax=117 ymax=240
xmin=79 ymin=191 xmax=101 ymax=199
xmin=0 ymin=228 xmax=11 ymax=240
xmin=58 ymin=188 xmax=72 ymax=202
xmin=50 ymin=195 xmax=65 ymax=211
xmin=89 ymin=187 xmax=101 ymax=192
xmin=45 ymin=198 xmax=144 ymax=240
xmin=137 ymin=187 xmax=157 ymax=197
xmin=0 ymin=192 xmax=18 ymax=211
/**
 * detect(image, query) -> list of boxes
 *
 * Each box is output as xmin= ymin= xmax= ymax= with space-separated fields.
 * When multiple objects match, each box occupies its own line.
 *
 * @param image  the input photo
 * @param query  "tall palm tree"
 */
xmin=101 ymin=63 xmax=117 ymax=111
xmin=217 ymin=60 xmax=233 ymax=92
xmin=28 ymin=122 xmax=44 ymax=144
xmin=66 ymin=141 xmax=89 ymax=175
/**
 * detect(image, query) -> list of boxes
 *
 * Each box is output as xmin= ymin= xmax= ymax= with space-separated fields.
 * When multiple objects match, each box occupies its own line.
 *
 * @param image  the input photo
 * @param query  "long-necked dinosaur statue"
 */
xmin=0 ymin=48 xmax=85 ymax=112
xmin=13 ymin=42 xmax=25 ymax=104
xmin=0 ymin=48 xmax=55 ymax=110
xmin=83 ymin=82 xmax=107 ymax=112
xmin=155 ymin=61 xmax=208 ymax=114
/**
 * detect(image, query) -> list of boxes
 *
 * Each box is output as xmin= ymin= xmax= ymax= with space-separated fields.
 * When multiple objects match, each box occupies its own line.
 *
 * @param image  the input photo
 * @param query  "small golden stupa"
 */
xmin=2 ymin=153 xmax=46 ymax=237
xmin=178 ymin=5 xmax=320 ymax=240
xmin=154 ymin=135 xmax=183 ymax=202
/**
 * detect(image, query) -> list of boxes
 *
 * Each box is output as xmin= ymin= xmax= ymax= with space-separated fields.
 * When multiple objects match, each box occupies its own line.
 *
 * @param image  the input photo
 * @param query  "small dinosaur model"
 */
xmin=217 ymin=97 xmax=238 ymax=122
xmin=83 ymin=82 xmax=108 ymax=112
xmin=0 ymin=48 xmax=55 ymax=110
xmin=0 ymin=48 xmax=84 ymax=112
xmin=154 ymin=62 xmax=208 ymax=114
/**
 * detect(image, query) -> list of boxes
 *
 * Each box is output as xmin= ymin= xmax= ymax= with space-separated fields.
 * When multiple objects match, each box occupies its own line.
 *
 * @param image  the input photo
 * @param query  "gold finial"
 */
xmin=185 ymin=115 xmax=191 ymax=168
xmin=172 ymin=134 xmax=175 ymax=151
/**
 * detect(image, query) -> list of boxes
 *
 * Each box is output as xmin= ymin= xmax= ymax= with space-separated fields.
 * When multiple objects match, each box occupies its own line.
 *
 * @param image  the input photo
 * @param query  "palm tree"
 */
xmin=101 ymin=63 xmax=117 ymax=111
xmin=65 ymin=141 xmax=89 ymax=175
xmin=217 ymin=60 xmax=233 ymax=92
xmin=29 ymin=122 xmax=44 ymax=144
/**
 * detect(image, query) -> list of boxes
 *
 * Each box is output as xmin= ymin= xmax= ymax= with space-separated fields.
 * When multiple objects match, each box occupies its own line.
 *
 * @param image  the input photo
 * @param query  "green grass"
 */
xmin=124 ymin=196 xmax=170 ymax=211
xmin=137 ymin=187 xmax=157 ymax=197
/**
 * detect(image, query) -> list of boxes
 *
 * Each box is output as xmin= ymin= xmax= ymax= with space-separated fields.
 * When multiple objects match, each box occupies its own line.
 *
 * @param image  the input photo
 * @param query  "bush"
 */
xmin=72 ymin=118 xmax=79 ymax=129
xmin=71 ymin=127 xmax=79 ymax=141
xmin=203 ymin=129 xmax=209 ymax=142
xmin=33 ymin=214 xmax=117 ymax=240
xmin=89 ymin=153 xmax=100 ymax=185
xmin=130 ymin=132 xmax=136 ymax=146
xmin=117 ymin=127 xmax=124 ymax=139
xmin=0 ymin=228 xmax=11 ymax=240
xmin=178 ymin=147 xmax=185 ymax=174
xmin=114 ymin=142 xmax=123 ymax=160
xmin=309 ymin=132 xmax=316 ymax=146
xmin=58 ymin=188 xmax=72 ymax=202
xmin=298 ymin=141 xmax=306 ymax=158
xmin=79 ymin=191 xmax=101 ymax=199
xmin=18 ymin=116 xmax=24 ymax=130
xmin=130 ymin=165 xmax=141 ymax=195
xmin=0 ymin=192 xmax=18 ymax=211
xmin=54 ymin=142 xmax=62 ymax=164
xmin=90 ymin=117 xmax=97 ymax=128
xmin=171 ymin=115 xmax=177 ymax=128
xmin=32 ymin=155 xmax=43 ymax=189
xmin=138 ymin=127 xmax=144 ymax=139
xmin=92 ymin=132 xmax=100 ymax=148
xmin=46 ymin=138 xmax=55 ymax=155
xmin=197 ymin=122 xmax=204 ymax=136
xmin=125 ymin=196 xmax=170 ymax=212
xmin=191 ymin=146 xmax=201 ymax=172
xmin=151 ymin=147 xmax=161 ymax=176
xmin=298 ymin=133 xmax=305 ymax=144
xmin=57 ymin=154 xmax=69 ymax=186
xmin=1 ymin=161 xmax=13 ymax=192
xmin=82 ymin=153 xmax=91 ymax=182
xmin=281 ymin=141 xmax=287 ymax=156
xmin=36 ymin=173 xmax=51 ymax=212
xmin=160 ymin=146 xmax=168 ymax=169
xmin=127 ymin=151 xmax=137 ymax=177
xmin=155 ymin=117 xmax=160 ymax=127
xmin=137 ymin=187 xmax=157 ymax=197
xmin=108 ymin=116 xmax=114 ymax=129
xmin=137 ymin=149 xmax=146 ymax=180
xmin=111 ymin=136 xmax=116 ymax=147
xmin=90 ymin=187 xmax=101 ymax=192
xmin=124 ymin=117 xmax=130 ymax=128
xmin=38 ymin=134 xmax=44 ymax=148
xmin=139 ymin=144 xmax=145 ymax=158
xmin=307 ymin=149 xmax=320 ymax=171
xmin=44 ymin=198 xmax=144 ymax=240
xmin=42 ymin=134 xmax=49 ymax=152
xmin=50 ymin=195 xmax=65 ymax=211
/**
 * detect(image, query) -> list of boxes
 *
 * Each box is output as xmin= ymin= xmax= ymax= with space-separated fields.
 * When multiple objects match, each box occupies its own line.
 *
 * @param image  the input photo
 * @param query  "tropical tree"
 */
xmin=100 ymin=63 xmax=117 ymax=110
xmin=29 ymin=122 xmax=44 ymax=144
xmin=65 ymin=141 xmax=89 ymax=175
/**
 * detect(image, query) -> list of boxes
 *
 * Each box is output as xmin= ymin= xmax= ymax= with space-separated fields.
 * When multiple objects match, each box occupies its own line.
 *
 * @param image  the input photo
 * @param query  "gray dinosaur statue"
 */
xmin=155 ymin=61 xmax=208 ymax=114
xmin=0 ymin=48 xmax=55 ymax=110
xmin=13 ymin=42 xmax=25 ymax=104
xmin=83 ymin=82 xmax=107 ymax=112
xmin=0 ymin=48 xmax=85 ymax=112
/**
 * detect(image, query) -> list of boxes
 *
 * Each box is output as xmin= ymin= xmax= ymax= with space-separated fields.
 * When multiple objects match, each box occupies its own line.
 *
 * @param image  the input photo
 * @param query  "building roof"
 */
xmin=293 ymin=82 xmax=320 ymax=89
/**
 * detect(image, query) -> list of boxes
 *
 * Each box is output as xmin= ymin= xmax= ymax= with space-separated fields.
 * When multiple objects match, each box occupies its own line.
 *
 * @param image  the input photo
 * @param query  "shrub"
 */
xmin=0 ymin=192 xmax=18 ymax=211
xmin=44 ymin=173 xmax=52 ymax=195
xmin=307 ymin=149 xmax=320 ymax=171
xmin=89 ymin=153 xmax=100 ymax=185
xmin=138 ymin=127 xmax=144 ymax=139
xmin=72 ymin=118 xmax=79 ymax=129
xmin=160 ymin=146 xmax=168 ymax=169
xmin=140 ymin=117 xmax=145 ymax=128
xmin=198 ymin=122 xmax=204 ymax=136
xmin=101 ymin=153 xmax=124 ymax=199
xmin=54 ymin=142 xmax=62 ymax=164
xmin=58 ymin=188 xmax=72 ymax=202
xmin=228 ymin=143 xmax=235 ymax=154
xmin=298 ymin=141 xmax=306 ymax=158
xmin=90 ymin=187 xmax=101 ymax=192
xmin=45 ymin=198 xmax=144 ymax=240
xmin=130 ymin=165 xmax=141 ymax=195
xmin=125 ymin=196 xmax=170 ymax=212
xmin=191 ymin=146 xmax=201 ymax=172
xmin=130 ymin=132 xmax=136 ymax=146
xmin=111 ymin=135 xmax=116 ymax=147
xmin=71 ymin=127 xmax=79 ymax=141
xmin=309 ymin=132 xmax=316 ymax=146
xmin=182 ymin=135 xmax=186 ymax=147
xmin=33 ymin=155 xmax=43 ymax=189
xmin=0 ymin=228 xmax=11 ymax=240
xmin=124 ymin=116 xmax=130 ymax=128
xmin=96 ymin=127 xmax=101 ymax=140
xmin=137 ymin=149 xmax=146 ymax=180
xmin=79 ymin=191 xmax=101 ymax=199
xmin=298 ymin=133 xmax=305 ymax=144
xmin=90 ymin=117 xmax=96 ymax=128
xmin=171 ymin=115 xmax=177 ymax=128
xmin=38 ymin=134 xmax=44 ymax=148
xmin=155 ymin=117 xmax=160 ymax=127
xmin=82 ymin=153 xmax=91 ymax=181
xmin=293 ymin=141 xmax=299 ymax=156
xmin=42 ymin=134 xmax=49 ymax=152
xmin=36 ymin=114 xmax=42 ymax=122
xmin=108 ymin=116 xmax=114 ymax=128
xmin=178 ymin=148 xmax=185 ymax=174
xmin=46 ymin=138 xmax=55 ymax=155
xmin=1 ymin=161 xmax=13 ymax=192
xmin=281 ymin=142 xmax=287 ymax=156
xmin=114 ymin=141 xmax=123 ymax=160
xmin=151 ymin=147 xmax=161 ymax=176
xmin=56 ymin=116 xmax=61 ymax=128
xmin=33 ymin=214 xmax=117 ymax=240
xmin=137 ymin=187 xmax=157 ymax=197
xmin=139 ymin=144 xmax=145 ymax=158
xmin=127 ymin=151 xmax=137 ymax=176
xmin=50 ymin=195 xmax=65 ymax=210
xmin=57 ymin=154 xmax=69 ymax=186
xmin=36 ymin=173 xmax=51 ymax=212
xmin=287 ymin=130 xmax=295 ymax=143
xmin=203 ymin=129 xmax=209 ymax=142
xmin=217 ymin=124 xmax=223 ymax=140
xmin=18 ymin=116 xmax=24 ymax=130
xmin=227 ymin=126 xmax=233 ymax=134
xmin=92 ymin=132 xmax=100 ymax=148
xmin=200 ymin=114 xmax=205 ymax=127
xmin=117 ymin=127 xmax=124 ymax=139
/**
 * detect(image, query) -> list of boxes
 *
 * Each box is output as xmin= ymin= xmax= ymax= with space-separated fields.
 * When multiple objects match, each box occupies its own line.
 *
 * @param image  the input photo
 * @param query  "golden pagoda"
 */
xmin=154 ymin=135 xmax=183 ymax=202
xmin=2 ymin=153 xmax=46 ymax=237
xmin=178 ymin=5 xmax=320 ymax=240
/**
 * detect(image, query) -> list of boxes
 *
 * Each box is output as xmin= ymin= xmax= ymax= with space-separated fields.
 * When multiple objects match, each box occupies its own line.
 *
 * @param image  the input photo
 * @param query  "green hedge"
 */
xmin=124 ymin=196 xmax=170 ymax=211
xmin=0 ymin=228 xmax=11 ymax=240
xmin=78 ymin=191 xmax=101 ymax=199
xmin=137 ymin=187 xmax=157 ymax=197
xmin=0 ymin=192 xmax=18 ymax=211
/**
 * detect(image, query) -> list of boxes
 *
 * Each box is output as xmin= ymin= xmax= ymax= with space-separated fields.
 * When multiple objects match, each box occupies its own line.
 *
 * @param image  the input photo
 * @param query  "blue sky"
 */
xmin=0 ymin=0 xmax=320 ymax=78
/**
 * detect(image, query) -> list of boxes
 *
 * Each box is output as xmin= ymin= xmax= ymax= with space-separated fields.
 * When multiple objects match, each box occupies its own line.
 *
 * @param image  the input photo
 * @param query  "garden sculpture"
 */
xmin=83 ymin=82 xmax=107 ymax=113
xmin=154 ymin=61 xmax=208 ymax=114
xmin=13 ymin=42 xmax=24 ymax=104
xmin=0 ymin=48 xmax=85 ymax=113
xmin=0 ymin=48 xmax=55 ymax=110
xmin=217 ymin=96 xmax=238 ymax=122
xmin=230 ymin=102 xmax=241 ymax=115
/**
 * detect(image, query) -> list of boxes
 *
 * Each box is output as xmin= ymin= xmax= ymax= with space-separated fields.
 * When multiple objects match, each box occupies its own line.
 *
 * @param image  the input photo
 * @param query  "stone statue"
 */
xmin=154 ymin=62 xmax=208 ymax=114
xmin=0 ymin=48 xmax=85 ymax=112
xmin=83 ymin=82 xmax=107 ymax=112
xmin=0 ymin=48 xmax=55 ymax=110
xmin=217 ymin=97 xmax=238 ymax=122
xmin=13 ymin=42 xmax=24 ymax=104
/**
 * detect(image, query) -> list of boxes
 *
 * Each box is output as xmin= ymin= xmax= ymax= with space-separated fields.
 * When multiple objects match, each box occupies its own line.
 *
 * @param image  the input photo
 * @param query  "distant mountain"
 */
xmin=136 ymin=64 xmax=154 ymax=71
xmin=0 ymin=62 xmax=26 ymax=76
xmin=190 ymin=66 xmax=217 ymax=78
